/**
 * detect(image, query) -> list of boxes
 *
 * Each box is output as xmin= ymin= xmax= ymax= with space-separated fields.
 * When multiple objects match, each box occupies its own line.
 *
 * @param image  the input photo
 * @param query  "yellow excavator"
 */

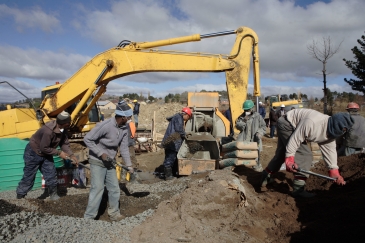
xmin=0 ymin=26 xmax=261 ymax=164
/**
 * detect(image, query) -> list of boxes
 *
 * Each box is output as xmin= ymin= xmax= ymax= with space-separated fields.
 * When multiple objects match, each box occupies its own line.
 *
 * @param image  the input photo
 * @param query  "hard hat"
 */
xmin=259 ymin=101 xmax=263 ymax=105
xmin=133 ymin=100 xmax=137 ymax=102
xmin=181 ymin=107 xmax=192 ymax=117
xmin=242 ymin=100 xmax=254 ymax=110
xmin=281 ymin=104 xmax=285 ymax=108
xmin=346 ymin=102 xmax=359 ymax=110
xmin=101 ymin=112 xmax=104 ymax=115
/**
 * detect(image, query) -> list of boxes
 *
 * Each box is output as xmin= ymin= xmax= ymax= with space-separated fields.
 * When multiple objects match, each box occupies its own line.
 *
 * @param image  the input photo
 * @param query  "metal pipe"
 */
xmin=200 ymin=30 xmax=236 ymax=39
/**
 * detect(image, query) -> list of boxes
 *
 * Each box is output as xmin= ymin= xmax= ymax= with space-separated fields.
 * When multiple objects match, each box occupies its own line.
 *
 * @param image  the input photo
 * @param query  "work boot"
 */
xmin=164 ymin=167 xmax=175 ymax=181
xmin=48 ymin=187 xmax=60 ymax=200
xmin=291 ymin=180 xmax=316 ymax=198
xmin=16 ymin=194 xmax=25 ymax=199
xmin=110 ymin=214 xmax=125 ymax=222
xmin=260 ymin=170 xmax=274 ymax=188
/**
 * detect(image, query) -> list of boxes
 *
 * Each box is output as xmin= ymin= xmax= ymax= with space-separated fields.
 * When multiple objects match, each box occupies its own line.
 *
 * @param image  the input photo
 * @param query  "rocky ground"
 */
xmin=1 ymin=103 xmax=365 ymax=242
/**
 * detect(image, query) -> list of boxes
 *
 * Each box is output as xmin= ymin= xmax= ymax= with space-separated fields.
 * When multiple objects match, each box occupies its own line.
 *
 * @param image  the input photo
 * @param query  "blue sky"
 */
xmin=0 ymin=0 xmax=364 ymax=102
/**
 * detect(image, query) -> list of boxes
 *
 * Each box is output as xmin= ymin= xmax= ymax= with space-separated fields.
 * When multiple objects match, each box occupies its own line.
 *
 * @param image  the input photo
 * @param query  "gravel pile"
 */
xmin=0 ymin=209 xmax=154 ymax=243
xmin=0 ymin=178 xmax=190 ymax=242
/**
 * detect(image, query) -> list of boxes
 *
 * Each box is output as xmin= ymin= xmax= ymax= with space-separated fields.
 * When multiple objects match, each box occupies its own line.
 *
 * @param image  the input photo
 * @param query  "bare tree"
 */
xmin=307 ymin=37 xmax=343 ymax=114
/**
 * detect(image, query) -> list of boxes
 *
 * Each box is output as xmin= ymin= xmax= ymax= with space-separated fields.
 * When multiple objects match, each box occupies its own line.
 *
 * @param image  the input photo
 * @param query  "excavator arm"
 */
xmin=37 ymin=26 xmax=261 ymax=135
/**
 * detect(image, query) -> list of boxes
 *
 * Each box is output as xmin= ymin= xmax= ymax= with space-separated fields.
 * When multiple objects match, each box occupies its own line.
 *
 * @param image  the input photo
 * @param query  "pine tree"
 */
xmin=343 ymin=32 xmax=365 ymax=95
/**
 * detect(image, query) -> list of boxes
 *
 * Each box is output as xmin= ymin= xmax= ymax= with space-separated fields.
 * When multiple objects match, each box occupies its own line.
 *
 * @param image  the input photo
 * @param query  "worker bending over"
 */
xmin=16 ymin=111 xmax=78 ymax=200
xmin=261 ymin=109 xmax=354 ymax=197
xmin=161 ymin=107 xmax=192 ymax=180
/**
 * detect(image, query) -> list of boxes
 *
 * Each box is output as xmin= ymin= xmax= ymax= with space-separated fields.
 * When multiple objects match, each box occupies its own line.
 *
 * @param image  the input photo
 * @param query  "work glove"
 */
xmin=101 ymin=153 xmax=114 ymax=170
xmin=58 ymin=151 xmax=69 ymax=160
xmin=328 ymin=169 xmax=346 ymax=185
xmin=255 ymin=132 xmax=262 ymax=139
xmin=284 ymin=156 xmax=298 ymax=173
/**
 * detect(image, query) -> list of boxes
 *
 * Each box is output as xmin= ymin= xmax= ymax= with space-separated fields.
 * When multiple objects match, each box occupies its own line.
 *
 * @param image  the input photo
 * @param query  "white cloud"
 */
xmin=0 ymin=46 xmax=90 ymax=81
xmin=0 ymin=4 xmax=61 ymax=32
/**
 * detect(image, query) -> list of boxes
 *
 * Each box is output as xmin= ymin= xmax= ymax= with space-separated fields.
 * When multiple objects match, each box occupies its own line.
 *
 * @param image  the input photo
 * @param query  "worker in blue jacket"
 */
xmin=161 ymin=107 xmax=192 ymax=180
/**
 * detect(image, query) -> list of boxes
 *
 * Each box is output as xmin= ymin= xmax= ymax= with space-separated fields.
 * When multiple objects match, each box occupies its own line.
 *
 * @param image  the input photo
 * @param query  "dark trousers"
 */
xmin=266 ymin=117 xmax=312 ymax=178
xmin=16 ymin=143 xmax=57 ymax=196
xmin=163 ymin=149 xmax=178 ymax=168
xmin=270 ymin=125 xmax=276 ymax=138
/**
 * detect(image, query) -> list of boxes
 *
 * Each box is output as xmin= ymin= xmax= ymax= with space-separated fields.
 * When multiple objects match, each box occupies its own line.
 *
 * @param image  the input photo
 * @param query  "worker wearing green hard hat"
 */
xmin=235 ymin=100 xmax=267 ymax=172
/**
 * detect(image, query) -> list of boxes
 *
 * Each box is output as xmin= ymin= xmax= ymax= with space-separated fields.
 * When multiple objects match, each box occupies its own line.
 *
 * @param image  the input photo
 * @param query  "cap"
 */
xmin=115 ymin=100 xmax=133 ymax=117
xmin=56 ymin=111 xmax=71 ymax=125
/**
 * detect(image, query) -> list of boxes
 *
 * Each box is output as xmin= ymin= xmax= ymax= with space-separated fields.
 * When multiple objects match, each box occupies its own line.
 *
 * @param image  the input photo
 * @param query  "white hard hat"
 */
xmin=259 ymin=101 xmax=262 ymax=104
xmin=281 ymin=104 xmax=285 ymax=107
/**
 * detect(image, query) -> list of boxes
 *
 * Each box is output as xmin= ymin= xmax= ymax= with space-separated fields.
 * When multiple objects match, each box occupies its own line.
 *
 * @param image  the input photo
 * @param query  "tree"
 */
xmin=307 ymin=36 xmax=343 ymax=114
xmin=343 ymin=32 xmax=365 ymax=95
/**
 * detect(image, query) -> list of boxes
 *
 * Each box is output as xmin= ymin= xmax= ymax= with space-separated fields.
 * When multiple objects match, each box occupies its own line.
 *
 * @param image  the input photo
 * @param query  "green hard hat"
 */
xmin=242 ymin=100 xmax=254 ymax=110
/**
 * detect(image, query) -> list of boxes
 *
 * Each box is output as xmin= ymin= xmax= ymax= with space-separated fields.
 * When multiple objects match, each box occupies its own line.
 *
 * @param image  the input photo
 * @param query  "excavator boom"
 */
xmin=1 ymin=26 xmax=261 ymax=139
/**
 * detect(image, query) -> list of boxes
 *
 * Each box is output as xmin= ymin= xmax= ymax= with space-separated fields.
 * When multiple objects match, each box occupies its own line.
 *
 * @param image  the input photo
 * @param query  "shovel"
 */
xmin=296 ymin=167 xmax=336 ymax=181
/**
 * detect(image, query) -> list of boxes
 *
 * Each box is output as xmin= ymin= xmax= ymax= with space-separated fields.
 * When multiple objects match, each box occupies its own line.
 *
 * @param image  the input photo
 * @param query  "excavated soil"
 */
xmin=2 ymin=102 xmax=365 ymax=242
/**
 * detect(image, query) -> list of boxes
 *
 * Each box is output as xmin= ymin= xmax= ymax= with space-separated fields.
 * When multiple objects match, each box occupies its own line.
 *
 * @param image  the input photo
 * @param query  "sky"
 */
xmin=0 ymin=0 xmax=364 ymax=103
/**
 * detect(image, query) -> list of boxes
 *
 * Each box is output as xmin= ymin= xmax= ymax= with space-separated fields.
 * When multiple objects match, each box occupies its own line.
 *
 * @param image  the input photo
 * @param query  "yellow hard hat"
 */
xmin=133 ymin=100 xmax=137 ymax=102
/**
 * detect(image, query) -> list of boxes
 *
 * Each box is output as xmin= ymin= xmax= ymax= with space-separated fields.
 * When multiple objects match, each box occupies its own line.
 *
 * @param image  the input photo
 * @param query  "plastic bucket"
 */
xmin=53 ymin=155 xmax=64 ymax=168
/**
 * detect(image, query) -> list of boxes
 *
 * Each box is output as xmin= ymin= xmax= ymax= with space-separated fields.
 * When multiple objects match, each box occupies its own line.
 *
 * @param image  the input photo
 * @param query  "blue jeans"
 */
xmin=16 ymin=143 xmax=57 ymax=196
xmin=84 ymin=161 xmax=121 ymax=219
xmin=270 ymin=125 xmax=276 ymax=138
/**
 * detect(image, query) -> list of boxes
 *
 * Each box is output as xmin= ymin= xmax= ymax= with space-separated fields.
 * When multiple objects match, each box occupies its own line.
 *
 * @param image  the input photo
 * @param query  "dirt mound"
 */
xmin=131 ymin=150 xmax=365 ymax=243
xmin=306 ymin=153 xmax=365 ymax=191
xmin=130 ymin=170 xmax=300 ymax=243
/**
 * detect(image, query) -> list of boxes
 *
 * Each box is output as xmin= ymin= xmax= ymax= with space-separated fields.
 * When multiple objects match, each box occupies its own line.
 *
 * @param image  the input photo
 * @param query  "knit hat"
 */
xmin=56 ymin=111 xmax=71 ymax=125
xmin=327 ymin=112 xmax=354 ymax=138
xmin=115 ymin=100 xmax=133 ymax=117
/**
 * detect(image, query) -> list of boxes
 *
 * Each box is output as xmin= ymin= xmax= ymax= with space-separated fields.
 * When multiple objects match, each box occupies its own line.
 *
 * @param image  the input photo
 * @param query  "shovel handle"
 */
xmin=296 ymin=167 xmax=336 ymax=181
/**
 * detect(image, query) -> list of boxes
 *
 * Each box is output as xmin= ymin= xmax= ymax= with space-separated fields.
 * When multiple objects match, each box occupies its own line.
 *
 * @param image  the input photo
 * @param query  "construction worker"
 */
xmin=133 ymin=99 xmax=140 ymax=128
xmin=16 ymin=111 xmax=78 ymax=200
xmin=258 ymin=101 xmax=266 ymax=119
xmin=235 ymin=100 xmax=266 ymax=172
xmin=161 ymin=107 xmax=192 ymax=180
xmin=277 ymin=104 xmax=286 ymax=118
xmin=269 ymin=106 xmax=279 ymax=138
xmin=337 ymin=102 xmax=365 ymax=156
xmin=83 ymin=101 xmax=134 ymax=221
xmin=261 ymin=109 xmax=354 ymax=198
